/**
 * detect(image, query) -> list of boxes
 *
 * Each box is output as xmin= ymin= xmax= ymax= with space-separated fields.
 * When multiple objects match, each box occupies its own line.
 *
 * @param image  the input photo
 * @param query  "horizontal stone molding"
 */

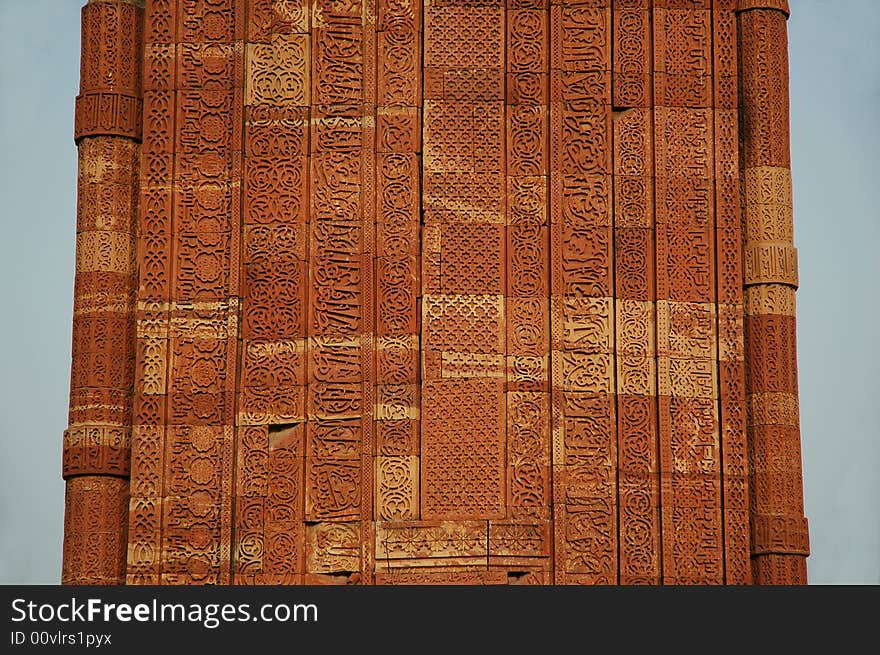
xmin=751 ymin=514 xmax=809 ymax=556
xmin=744 ymin=242 xmax=799 ymax=288
xmin=75 ymin=93 xmax=143 ymax=142
xmin=744 ymin=284 xmax=796 ymax=316
xmin=747 ymin=391 xmax=800 ymax=427
xmin=62 ymin=425 xmax=132 ymax=478
xmin=736 ymin=0 xmax=790 ymax=17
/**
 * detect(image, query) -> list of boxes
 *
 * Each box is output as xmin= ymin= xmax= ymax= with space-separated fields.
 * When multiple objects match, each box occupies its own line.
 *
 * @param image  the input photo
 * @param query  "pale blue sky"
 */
xmin=0 ymin=0 xmax=877 ymax=584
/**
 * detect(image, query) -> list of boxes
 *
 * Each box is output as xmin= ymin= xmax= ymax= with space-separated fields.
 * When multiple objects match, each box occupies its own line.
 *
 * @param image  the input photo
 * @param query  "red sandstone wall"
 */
xmin=64 ymin=0 xmax=809 ymax=585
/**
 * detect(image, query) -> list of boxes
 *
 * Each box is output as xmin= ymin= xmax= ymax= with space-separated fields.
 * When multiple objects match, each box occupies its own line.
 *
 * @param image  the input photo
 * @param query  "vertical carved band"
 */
xmin=653 ymin=1 xmax=724 ymax=585
xmin=550 ymin=2 xmax=617 ymax=585
xmin=233 ymin=0 xmax=311 ymax=585
xmin=421 ymin=0 xmax=507 ymax=521
xmin=504 ymin=0 xmax=552 ymax=583
xmin=375 ymin=0 xmax=422 ymax=528
xmin=126 ymin=0 xmax=174 ymax=586
xmin=713 ymin=0 xmax=751 ymax=585
xmin=128 ymin=0 xmax=244 ymax=585
xmin=303 ymin=0 xmax=370 ymax=583
xmin=613 ymin=0 xmax=650 ymax=109
xmin=159 ymin=0 xmax=243 ymax=586
xmin=612 ymin=0 xmax=659 ymax=591
xmin=613 ymin=102 xmax=660 ymax=584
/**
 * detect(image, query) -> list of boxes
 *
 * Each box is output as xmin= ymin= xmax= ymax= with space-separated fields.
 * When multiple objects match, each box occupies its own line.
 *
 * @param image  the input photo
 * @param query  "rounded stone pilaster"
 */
xmin=63 ymin=0 xmax=144 ymax=586
xmin=737 ymin=1 xmax=808 ymax=584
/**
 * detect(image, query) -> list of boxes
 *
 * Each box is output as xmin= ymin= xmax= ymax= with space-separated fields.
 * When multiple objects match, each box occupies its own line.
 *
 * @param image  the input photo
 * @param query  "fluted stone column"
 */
xmin=62 ymin=0 xmax=144 ymax=585
xmin=736 ymin=0 xmax=810 ymax=584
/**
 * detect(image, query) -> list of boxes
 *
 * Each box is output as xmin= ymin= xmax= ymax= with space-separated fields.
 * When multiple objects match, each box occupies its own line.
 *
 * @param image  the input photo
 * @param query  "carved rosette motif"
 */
xmin=375 ymin=0 xmax=422 ymax=531
xmin=506 ymin=1 xmax=551 ymax=535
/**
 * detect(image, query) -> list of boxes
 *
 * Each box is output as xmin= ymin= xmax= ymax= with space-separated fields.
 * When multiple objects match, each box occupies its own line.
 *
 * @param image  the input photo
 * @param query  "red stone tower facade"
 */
xmin=62 ymin=0 xmax=809 ymax=585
